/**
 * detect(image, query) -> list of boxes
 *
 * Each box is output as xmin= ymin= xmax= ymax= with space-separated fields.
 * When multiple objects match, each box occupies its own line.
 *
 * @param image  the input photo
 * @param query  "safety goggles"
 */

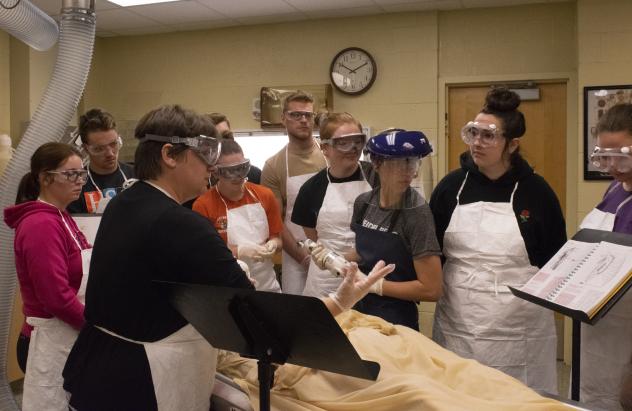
xmin=322 ymin=133 xmax=366 ymax=153
xmin=383 ymin=156 xmax=421 ymax=174
xmin=215 ymin=159 xmax=251 ymax=180
xmin=84 ymin=136 xmax=123 ymax=156
xmin=140 ymin=134 xmax=221 ymax=166
xmin=590 ymin=146 xmax=632 ymax=173
xmin=285 ymin=111 xmax=316 ymax=121
xmin=47 ymin=169 xmax=88 ymax=183
xmin=461 ymin=121 xmax=502 ymax=147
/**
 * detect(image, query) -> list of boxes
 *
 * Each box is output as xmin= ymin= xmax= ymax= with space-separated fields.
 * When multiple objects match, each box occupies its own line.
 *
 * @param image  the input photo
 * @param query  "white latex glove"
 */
xmin=310 ymin=243 xmax=333 ymax=271
xmin=237 ymin=243 xmax=268 ymax=262
xmin=258 ymin=240 xmax=278 ymax=258
xmin=328 ymin=260 xmax=395 ymax=312
xmin=236 ymin=259 xmax=257 ymax=287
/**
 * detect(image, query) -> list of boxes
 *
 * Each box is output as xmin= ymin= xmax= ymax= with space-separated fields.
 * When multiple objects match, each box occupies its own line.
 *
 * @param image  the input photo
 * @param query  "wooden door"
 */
xmin=447 ymin=83 xmax=567 ymax=212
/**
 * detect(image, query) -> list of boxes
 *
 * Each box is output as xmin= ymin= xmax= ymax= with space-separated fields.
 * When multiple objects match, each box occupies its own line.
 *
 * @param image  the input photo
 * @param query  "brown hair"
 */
xmin=207 ymin=112 xmax=230 ymax=128
xmin=596 ymin=103 xmax=632 ymax=136
xmin=316 ymin=112 xmax=362 ymax=141
xmin=134 ymin=105 xmax=217 ymax=180
xmin=282 ymin=90 xmax=314 ymax=112
xmin=78 ymin=108 xmax=117 ymax=144
xmin=480 ymin=87 xmax=526 ymax=165
xmin=219 ymin=139 xmax=243 ymax=157
xmin=16 ymin=142 xmax=82 ymax=204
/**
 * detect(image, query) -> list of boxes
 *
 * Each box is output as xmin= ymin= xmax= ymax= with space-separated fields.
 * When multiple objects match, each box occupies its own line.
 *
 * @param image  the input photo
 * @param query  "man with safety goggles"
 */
xmin=578 ymin=103 xmax=632 ymax=411
xmin=292 ymin=113 xmax=377 ymax=298
xmin=261 ymin=91 xmax=327 ymax=295
xmin=193 ymin=139 xmax=283 ymax=292
xmin=67 ymin=108 xmax=135 ymax=214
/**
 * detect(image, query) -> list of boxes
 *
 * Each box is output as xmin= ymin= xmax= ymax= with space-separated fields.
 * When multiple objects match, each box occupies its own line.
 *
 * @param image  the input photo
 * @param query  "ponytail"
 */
xmin=15 ymin=171 xmax=40 ymax=204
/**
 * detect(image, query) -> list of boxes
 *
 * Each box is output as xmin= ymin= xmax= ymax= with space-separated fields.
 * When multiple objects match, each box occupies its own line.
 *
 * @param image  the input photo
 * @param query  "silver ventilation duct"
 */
xmin=0 ymin=1 xmax=96 ymax=409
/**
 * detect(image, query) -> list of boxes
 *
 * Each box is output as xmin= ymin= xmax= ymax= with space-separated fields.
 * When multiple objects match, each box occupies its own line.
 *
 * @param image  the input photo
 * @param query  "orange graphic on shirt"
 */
xmin=84 ymin=191 xmax=102 ymax=214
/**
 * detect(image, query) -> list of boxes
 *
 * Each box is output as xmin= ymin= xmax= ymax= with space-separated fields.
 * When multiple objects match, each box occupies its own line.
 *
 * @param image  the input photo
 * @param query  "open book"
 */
xmin=515 ymin=239 xmax=632 ymax=321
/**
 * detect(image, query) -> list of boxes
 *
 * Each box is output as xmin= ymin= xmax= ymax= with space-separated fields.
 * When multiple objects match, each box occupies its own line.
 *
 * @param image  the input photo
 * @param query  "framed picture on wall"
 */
xmin=583 ymin=85 xmax=632 ymax=180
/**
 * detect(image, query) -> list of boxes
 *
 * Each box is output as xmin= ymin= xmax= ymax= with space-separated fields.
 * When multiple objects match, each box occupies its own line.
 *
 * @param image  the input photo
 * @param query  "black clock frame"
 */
xmin=329 ymin=47 xmax=377 ymax=96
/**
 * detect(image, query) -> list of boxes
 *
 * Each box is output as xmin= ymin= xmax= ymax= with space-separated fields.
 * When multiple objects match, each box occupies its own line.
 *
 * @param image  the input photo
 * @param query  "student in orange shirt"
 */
xmin=193 ymin=139 xmax=283 ymax=291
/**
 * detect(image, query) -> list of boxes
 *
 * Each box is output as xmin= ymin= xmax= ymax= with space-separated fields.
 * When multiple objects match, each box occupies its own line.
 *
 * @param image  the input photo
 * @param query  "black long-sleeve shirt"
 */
xmin=429 ymin=152 xmax=566 ymax=268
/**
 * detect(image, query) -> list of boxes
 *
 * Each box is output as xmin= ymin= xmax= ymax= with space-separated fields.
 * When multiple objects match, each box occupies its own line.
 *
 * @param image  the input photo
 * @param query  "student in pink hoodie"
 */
xmin=4 ymin=142 xmax=91 ymax=411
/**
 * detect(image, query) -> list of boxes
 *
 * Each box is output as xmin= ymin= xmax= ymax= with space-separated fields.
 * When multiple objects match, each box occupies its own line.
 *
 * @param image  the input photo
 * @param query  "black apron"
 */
xmin=351 ymin=194 xmax=419 ymax=330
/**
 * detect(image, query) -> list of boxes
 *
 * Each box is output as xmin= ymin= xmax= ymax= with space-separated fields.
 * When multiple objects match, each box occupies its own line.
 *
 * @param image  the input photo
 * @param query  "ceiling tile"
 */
xmin=127 ymin=1 xmax=224 ymax=24
xmin=460 ymin=0 xmax=547 ymax=8
xmin=95 ymin=0 xmax=121 ymax=11
xmin=168 ymin=19 xmax=241 ymax=31
xmin=94 ymin=8 xmax=161 ymax=30
xmin=196 ymin=0 xmax=297 ymax=18
xmin=234 ymin=12 xmax=308 ymax=25
xmin=109 ymin=24 xmax=179 ymax=36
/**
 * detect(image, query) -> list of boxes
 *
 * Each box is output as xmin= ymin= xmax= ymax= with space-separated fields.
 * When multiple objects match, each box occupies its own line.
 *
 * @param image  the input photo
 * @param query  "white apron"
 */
xmin=432 ymin=172 xmax=558 ymax=393
xmin=578 ymin=183 xmax=632 ymax=410
xmin=88 ymin=165 xmax=130 ymax=213
xmin=22 ymin=208 xmax=91 ymax=411
xmin=218 ymin=185 xmax=281 ymax=292
xmin=282 ymin=146 xmax=319 ymax=294
xmin=303 ymin=166 xmax=370 ymax=297
xmin=95 ymin=324 xmax=217 ymax=411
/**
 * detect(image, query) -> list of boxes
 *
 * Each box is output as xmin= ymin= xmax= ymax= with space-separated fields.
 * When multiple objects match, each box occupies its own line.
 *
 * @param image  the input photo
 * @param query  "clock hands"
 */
xmin=339 ymin=63 xmax=354 ymax=72
xmin=349 ymin=62 xmax=368 ymax=74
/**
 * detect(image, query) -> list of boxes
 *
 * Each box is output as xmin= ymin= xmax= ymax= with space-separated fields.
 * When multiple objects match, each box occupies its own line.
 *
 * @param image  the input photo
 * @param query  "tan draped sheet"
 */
xmin=217 ymin=310 xmax=573 ymax=411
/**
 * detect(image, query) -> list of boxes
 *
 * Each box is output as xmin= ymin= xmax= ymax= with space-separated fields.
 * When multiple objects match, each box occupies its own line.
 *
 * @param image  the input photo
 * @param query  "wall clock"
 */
xmin=330 ymin=47 xmax=377 ymax=96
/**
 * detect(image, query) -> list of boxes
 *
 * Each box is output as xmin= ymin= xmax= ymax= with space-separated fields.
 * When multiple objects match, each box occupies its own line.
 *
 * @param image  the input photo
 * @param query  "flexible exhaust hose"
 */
xmin=0 ymin=1 xmax=95 ymax=409
xmin=0 ymin=0 xmax=59 ymax=51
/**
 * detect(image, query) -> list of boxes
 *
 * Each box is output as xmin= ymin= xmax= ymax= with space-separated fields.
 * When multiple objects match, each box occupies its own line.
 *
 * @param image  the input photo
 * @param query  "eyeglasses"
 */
xmin=215 ymin=159 xmax=251 ymax=180
xmin=139 ymin=134 xmax=221 ymax=166
xmin=590 ymin=145 xmax=632 ymax=173
xmin=461 ymin=121 xmax=502 ymax=147
xmin=84 ymin=136 xmax=123 ymax=156
xmin=382 ymin=157 xmax=421 ymax=175
xmin=322 ymin=133 xmax=366 ymax=153
xmin=47 ymin=169 xmax=88 ymax=183
xmin=285 ymin=111 xmax=316 ymax=121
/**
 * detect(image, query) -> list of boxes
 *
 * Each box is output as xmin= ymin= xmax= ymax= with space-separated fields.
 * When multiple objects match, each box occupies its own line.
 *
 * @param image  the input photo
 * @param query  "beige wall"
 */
xmin=577 ymin=0 xmax=632 ymax=225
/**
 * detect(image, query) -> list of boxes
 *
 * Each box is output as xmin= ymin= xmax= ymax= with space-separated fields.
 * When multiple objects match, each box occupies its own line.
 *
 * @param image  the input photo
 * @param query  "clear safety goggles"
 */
xmin=383 ymin=156 xmax=421 ymax=174
xmin=215 ymin=159 xmax=251 ymax=180
xmin=322 ymin=133 xmax=366 ymax=153
xmin=84 ymin=136 xmax=123 ymax=156
xmin=461 ymin=121 xmax=502 ymax=147
xmin=47 ymin=169 xmax=88 ymax=183
xmin=285 ymin=111 xmax=316 ymax=121
xmin=590 ymin=146 xmax=632 ymax=173
xmin=140 ymin=134 xmax=221 ymax=166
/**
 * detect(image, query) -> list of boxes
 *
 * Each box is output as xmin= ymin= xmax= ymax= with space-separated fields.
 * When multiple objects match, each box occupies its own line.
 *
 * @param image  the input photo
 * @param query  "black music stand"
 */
xmin=157 ymin=282 xmax=380 ymax=411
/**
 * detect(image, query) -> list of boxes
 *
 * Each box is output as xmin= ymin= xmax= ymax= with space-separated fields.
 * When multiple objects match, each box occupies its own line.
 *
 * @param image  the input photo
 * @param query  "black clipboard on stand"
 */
xmin=157 ymin=282 xmax=380 ymax=411
xmin=510 ymin=228 xmax=632 ymax=402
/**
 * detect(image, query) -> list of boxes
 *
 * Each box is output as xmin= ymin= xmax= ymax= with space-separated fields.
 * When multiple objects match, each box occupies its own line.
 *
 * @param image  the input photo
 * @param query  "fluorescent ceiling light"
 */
xmin=109 ymin=0 xmax=183 ymax=6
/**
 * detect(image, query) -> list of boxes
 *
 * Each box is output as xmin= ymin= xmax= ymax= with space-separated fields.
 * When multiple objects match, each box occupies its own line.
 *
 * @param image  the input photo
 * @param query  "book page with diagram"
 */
xmin=519 ymin=240 xmax=632 ymax=317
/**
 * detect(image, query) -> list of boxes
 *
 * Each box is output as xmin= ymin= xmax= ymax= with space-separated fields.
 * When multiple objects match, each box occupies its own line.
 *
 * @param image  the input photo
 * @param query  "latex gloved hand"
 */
xmin=236 ymin=259 xmax=257 ymax=288
xmin=310 ymin=243 xmax=334 ymax=271
xmin=258 ymin=240 xmax=278 ymax=259
xmin=237 ymin=243 xmax=268 ymax=262
xmin=328 ymin=260 xmax=395 ymax=312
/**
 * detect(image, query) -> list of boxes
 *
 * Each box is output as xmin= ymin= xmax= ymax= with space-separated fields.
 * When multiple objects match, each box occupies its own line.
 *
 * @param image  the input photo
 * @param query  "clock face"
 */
xmin=330 ymin=47 xmax=377 ymax=95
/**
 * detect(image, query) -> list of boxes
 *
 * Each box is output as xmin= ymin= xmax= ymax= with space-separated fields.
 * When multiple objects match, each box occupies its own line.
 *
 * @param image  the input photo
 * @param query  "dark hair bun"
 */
xmin=484 ymin=88 xmax=521 ymax=112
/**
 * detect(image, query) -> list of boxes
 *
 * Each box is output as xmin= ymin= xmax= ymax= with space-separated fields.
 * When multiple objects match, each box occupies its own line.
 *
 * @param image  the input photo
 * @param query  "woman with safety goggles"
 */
xmin=193 ymin=139 xmax=283 ymax=292
xmin=309 ymin=128 xmax=442 ymax=330
xmin=292 ymin=112 xmax=377 ymax=297
xmin=430 ymin=88 xmax=566 ymax=394
xmin=578 ymin=103 xmax=632 ymax=411
xmin=4 ymin=142 xmax=91 ymax=411
xmin=62 ymin=104 xmax=392 ymax=411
